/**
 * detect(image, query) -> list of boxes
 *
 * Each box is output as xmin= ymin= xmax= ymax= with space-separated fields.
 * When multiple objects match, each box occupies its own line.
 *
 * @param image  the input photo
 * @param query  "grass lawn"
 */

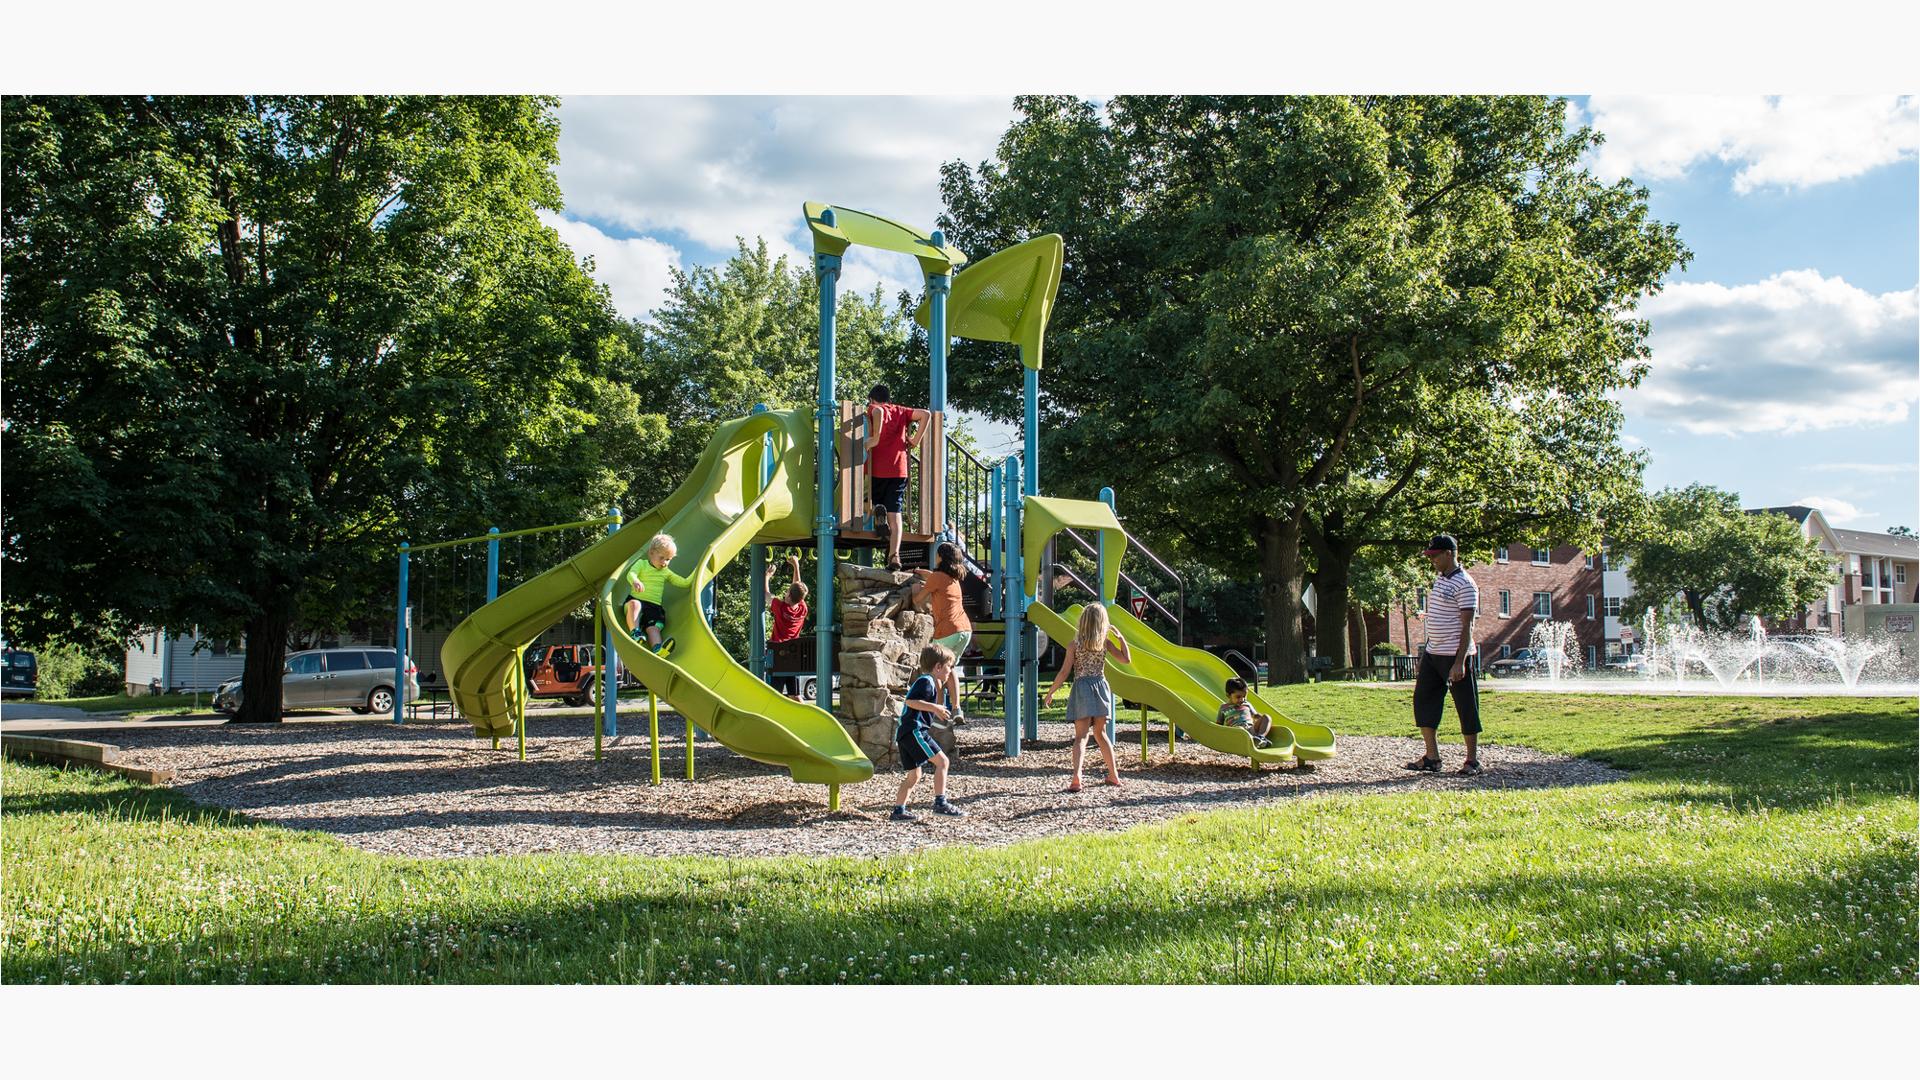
xmin=27 ymin=692 xmax=211 ymax=716
xmin=2 ymin=685 xmax=1913 ymax=984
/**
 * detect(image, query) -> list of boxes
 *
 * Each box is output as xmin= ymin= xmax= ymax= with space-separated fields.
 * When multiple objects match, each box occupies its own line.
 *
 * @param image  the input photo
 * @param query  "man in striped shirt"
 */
xmin=1405 ymin=533 xmax=1484 ymax=776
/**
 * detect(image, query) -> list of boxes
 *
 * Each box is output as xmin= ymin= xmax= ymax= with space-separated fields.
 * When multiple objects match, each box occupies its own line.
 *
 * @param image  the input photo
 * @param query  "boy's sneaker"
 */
xmin=932 ymin=798 xmax=966 ymax=817
xmin=888 ymin=806 xmax=918 ymax=822
xmin=653 ymin=636 xmax=676 ymax=658
xmin=1253 ymin=736 xmax=1272 ymax=750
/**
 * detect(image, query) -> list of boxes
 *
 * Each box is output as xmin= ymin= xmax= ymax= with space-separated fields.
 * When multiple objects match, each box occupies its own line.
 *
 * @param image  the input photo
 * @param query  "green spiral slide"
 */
xmin=441 ymin=408 xmax=872 ymax=789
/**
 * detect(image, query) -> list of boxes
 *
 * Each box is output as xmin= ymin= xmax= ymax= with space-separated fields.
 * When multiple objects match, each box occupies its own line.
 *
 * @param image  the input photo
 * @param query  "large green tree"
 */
xmin=2 ymin=96 xmax=662 ymax=720
xmin=938 ymin=95 xmax=1686 ymax=681
xmin=1620 ymin=485 xmax=1835 ymax=631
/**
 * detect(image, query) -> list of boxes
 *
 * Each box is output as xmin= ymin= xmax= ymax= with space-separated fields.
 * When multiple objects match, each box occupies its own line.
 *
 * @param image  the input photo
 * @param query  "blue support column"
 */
xmin=394 ymin=544 xmax=409 ymax=725
xmin=927 ymin=244 xmax=950 ymax=414
xmin=1099 ymin=486 xmax=1117 ymax=744
xmin=486 ymin=527 xmax=500 ymax=602
xmin=603 ymin=507 xmax=623 ymax=738
xmin=1021 ymin=363 xmax=1041 ymax=741
xmin=814 ymin=231 xmax=842 ymax=713
xmin=1003 ymin=458 xmax=1024 ymax=757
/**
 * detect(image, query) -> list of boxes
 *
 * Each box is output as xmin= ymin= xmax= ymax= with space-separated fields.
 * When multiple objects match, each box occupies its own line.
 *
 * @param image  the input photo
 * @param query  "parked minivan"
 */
xmin=214 ymin=648 xmax=419 ymax=715
xmin=2 ymin=648 xmax=38 ymax=698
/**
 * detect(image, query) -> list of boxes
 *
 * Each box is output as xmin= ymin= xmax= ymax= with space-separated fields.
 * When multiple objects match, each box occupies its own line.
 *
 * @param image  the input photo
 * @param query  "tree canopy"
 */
xmin=938 ymin=96 xmax=1686 ymax=679
xmin=2 ymin=95 xmax=665 ymax=719
xmin=1620 ymin=486 xmax=1836 ymax=631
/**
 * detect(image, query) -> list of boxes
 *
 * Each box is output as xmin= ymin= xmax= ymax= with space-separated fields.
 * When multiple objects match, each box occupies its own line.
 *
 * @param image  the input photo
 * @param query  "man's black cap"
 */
xmin=1424 ymin=533 xmax=1458 ymax=554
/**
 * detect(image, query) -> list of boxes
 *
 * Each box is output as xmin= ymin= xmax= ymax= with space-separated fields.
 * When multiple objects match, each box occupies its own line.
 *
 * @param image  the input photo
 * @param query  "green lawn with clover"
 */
xmin=3 ymin=686 xmax=1913 ymax=984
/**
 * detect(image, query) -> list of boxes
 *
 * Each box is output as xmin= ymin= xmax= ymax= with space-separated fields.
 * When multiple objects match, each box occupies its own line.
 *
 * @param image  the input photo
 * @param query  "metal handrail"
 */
xmin=1222 ymin=648 xmax=1260 ymax=690
xmin=1058 ymin=524 xmax=1187 ymax=645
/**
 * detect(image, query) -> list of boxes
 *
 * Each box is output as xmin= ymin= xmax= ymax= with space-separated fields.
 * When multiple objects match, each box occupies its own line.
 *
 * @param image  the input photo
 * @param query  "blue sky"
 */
xmin=546 ymin=95 xmax=1920 ymax=531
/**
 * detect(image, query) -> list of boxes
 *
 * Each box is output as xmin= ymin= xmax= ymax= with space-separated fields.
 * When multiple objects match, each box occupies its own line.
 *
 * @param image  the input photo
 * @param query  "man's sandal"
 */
xmin=1458 ymin=758 xmax=1483 ymax=776
xmin=1402 ymin=754 xmax=1441 ymax=772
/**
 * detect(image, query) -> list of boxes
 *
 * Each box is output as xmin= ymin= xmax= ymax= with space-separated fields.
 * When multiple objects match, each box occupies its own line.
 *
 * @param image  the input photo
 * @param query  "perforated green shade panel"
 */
xmin=1022 ymin=495 xmax=1125 ymax=600
xmin=804 ymin=201 xmax=966 ymax=276
xmin=914 ymin=234 xmax=1063 ymax=370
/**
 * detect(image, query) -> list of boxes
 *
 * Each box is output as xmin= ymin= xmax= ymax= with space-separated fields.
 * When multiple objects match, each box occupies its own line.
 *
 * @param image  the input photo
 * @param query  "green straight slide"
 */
xmin=441 ymin=408 xmax=872 ymax=788
xmin=1025 ymin=602 xmax=1336 ymax=766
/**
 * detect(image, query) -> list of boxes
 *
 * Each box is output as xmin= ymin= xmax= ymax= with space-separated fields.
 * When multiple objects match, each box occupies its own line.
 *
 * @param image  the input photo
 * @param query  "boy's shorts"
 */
xmin=628 ymin=598 xmax=668 ymax=631
xmin=897 ymin=725 xmax=941 ymax=770
xmin=870 ymin=475 xmax=909 ymax=514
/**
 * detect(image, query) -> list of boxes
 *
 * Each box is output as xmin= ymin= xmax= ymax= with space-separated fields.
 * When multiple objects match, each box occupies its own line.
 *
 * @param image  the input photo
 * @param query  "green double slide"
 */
xmin=441 ymin=408 xmax=872 ymax=788
xmin=1025 ymin=602 xmax=1336 ymax=766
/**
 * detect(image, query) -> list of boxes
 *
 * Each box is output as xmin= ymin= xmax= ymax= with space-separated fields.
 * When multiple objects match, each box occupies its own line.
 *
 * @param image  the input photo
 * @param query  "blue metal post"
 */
xmin=1022 ymin=363 xmax=1041 ymax=740
xmin=750 ymin=405 xmax=771 ymax=684
xmin=394 ymin=544 xmax=409 ymax=725
xmin=814 ymin=223 xmax=842 ymax=713
xmin=988 ymin=461 xmax=1004 ymax=619
xmin=486 ymin=527 xmax=500 ymax=602
xmin=1099 ymin=486 xmax=1117 ymax=744
xmin=927 ymin=237 xmax=950 ymax=414
xmin=603 ymin=507 xmax=622 ymax=738
xmin=1003 ymin=458 xmax=1024 ymax=757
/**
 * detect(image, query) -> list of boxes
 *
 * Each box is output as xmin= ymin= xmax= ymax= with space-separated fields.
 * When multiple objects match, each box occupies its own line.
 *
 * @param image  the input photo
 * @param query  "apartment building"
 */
xmin=1375 ymin=543 xmax=1608 ymax=667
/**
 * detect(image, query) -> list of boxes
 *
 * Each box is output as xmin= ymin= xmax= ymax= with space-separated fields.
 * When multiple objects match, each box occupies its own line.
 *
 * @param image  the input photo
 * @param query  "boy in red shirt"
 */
xmin=766 ymin=554 xmax=809 ymax=700
xmin=866 ymin=383 xmax=932 ymax=572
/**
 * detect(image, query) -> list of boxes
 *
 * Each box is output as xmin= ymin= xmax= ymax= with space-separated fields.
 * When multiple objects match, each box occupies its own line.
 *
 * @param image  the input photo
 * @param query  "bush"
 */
xmin=30 ymin=639 xmax=125 ymax=699
xmin=1370 ymin=642 xmax=1404 ymax=656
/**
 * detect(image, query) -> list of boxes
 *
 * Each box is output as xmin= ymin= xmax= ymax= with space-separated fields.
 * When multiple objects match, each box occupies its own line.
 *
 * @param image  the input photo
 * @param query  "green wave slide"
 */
xmin=441 ymin=408 xmax=873 ymax=788
xmin=1025 ymin=602 xmax=1337 ymax=767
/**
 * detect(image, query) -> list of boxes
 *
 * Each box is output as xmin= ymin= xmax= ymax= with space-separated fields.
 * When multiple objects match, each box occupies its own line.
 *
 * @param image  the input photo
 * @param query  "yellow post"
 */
xmin=649 ymin=692 xmax=661 ymax=786
xmin=829 ymin=784 xmax=840 ymax=812
xmin=593 ymin=606 xmax=605 ymax=761
xmin=1168 ymin=711 xmax=1176 ymax=756
xmin=686 ymin=713 xmax=696 ymax=780
xmin=1139 ymin=702 xmax=1149 ymax=764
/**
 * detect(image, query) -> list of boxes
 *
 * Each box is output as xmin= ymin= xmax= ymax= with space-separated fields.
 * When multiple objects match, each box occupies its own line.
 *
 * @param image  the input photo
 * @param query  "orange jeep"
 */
xmin=523 ymin=644 xmax=632 ymax=707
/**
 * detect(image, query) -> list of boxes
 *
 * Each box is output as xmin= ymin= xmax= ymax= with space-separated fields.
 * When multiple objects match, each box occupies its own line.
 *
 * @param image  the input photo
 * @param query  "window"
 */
xmin=1586 ymin=595 xmax=1596 ymax=619
xmin=357 ymin=651 xmax=391 ymax=671
xmin=1416 ymin=590 xmax=1427 ymax=613
xmin=327 ymin=651 xmax=370 ymax=671
xmin=1498 ymin=590 xmax=1511 ymax=616
xmin=1584 ymin=554 xmax=1595 ymax=570
xmin=1605 ymin=596 xmax=1623 ymax=617
xmin=1496 ymin=545 xmax=1510 ymax=563
xmin=1899 ymin=565 xmax=1909 ymax=584
xmin=1532 ymin=546 xmax=1551 ymax=566
xmin=1585 ymin=645 xmax=1598 ymax=668
xmin=287 ymin=654 xmax=322 ymax=675
xmin=1532 ymin=592 xmax=1552 ymax=617
xmin=1500 ymin=644 xmax=1512 ymax=659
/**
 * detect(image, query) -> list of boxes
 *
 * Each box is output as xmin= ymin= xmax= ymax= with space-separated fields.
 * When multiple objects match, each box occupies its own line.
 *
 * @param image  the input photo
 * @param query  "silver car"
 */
xmin=214 ymin=648 xmax=420 ymax=715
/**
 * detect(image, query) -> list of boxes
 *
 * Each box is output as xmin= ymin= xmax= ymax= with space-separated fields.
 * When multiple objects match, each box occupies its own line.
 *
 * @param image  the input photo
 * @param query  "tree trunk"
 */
xmin=1260 ymin=513 xmax=1309 ymax=684
xmin=233 ymin=605 xmax=292 ymax=723
xmin=1685 ymin=589 xmax=1708 ymax=629
xmin=1311 ymin=550 xmax=1355 ymax=669
xmin=1348 ymin=603 xmax=1367 ymax=671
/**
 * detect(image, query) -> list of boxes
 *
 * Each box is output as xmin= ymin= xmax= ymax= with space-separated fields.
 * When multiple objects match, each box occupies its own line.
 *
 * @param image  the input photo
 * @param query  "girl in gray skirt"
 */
xmin=1043 ymin=602 xmax=1132 ymax=792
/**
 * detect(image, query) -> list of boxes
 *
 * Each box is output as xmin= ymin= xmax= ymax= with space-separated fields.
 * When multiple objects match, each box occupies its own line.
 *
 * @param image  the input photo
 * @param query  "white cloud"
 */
xmin=554 ymin=96 xmax=1016 ymax=301
xmin=1580 ymin=95 xmax=1919 ymax=192
xmin=1628 ymin=270 xmax=1918 ymax=435
xmin=1795 ymin=495 xmax=1872 ymax=526
xmin=539 ymin=211 xmax=682 ymax=321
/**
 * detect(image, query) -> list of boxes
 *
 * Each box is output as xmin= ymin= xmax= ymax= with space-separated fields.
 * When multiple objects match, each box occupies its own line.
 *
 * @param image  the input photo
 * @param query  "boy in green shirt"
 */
xmin=626 ymin=533 xmax=692 ymax=654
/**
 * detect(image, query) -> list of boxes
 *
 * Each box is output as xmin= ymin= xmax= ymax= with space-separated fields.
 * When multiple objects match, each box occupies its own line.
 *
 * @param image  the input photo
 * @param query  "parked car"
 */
xmin=1487 ymin=649 xmax=1543 ymax=677
xmin=214 ymin=648 xmax=419 ymax=715
xmin=523 ymin=643 xmax=637 ymax=707
xmin=1604 ymin=654 xmax=1654 ymax=675
xmin=2 ymin=648 xmax=38 ymax=698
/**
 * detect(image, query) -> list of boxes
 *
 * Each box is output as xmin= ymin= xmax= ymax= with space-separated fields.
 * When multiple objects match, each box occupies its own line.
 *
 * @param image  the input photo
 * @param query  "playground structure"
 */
xmin=437 ymin=202 xmax=1336 ymax=805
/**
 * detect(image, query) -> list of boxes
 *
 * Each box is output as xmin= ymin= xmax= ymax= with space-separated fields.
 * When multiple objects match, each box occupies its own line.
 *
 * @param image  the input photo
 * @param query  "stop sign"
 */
xmin=1129 ymin=593 xmax=1149 ymax=617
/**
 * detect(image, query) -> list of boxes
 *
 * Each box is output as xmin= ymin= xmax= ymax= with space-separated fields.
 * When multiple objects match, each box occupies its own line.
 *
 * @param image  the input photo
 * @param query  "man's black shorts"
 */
xmin=1413 ymin=648 xmax=1482 ymax=735
xmin=870 ymin=475 xmax=909 ymax=514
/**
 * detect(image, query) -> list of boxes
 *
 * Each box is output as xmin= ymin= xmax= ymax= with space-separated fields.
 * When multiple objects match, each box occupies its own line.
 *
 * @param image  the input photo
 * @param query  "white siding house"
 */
xmin=124 ymin=629 xmax=248 ymax=694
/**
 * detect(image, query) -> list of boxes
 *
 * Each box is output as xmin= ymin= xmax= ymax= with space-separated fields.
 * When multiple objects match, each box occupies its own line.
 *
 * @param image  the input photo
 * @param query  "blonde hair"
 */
xmin=1075 ymin=603 xmax=1110 ymax=656
xmin=917 ymin=642 xmax=955 ymax=675
xmin=644 ymin=534 xmax=677 ymax=561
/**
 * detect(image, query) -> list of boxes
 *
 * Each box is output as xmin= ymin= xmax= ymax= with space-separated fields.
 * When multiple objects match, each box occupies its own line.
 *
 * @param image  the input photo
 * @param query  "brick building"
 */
xmin=1369 ymin=543 xmax=1608 ymax=668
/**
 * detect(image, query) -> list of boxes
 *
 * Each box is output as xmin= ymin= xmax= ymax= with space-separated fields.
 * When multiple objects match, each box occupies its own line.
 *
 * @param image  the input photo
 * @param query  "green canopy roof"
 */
xmin=804 ymin=201 xmax=966 ymax=277
xmin=914 ymin=234 xmax=1063 ymax=370
xmin=1022 ymin=495 xmax=1125 ymax=599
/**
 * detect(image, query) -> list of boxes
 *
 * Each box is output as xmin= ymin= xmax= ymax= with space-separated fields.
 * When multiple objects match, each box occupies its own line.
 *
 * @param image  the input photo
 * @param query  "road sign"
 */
xmin=1618 ymin=626 xmax=1634 ymax=644
xmin=1129 ymin=593 xmax=1149 ymax=617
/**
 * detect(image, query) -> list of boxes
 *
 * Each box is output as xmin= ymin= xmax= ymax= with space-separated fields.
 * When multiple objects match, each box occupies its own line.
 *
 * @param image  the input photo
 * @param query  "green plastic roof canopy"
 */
xmin=804 ymin=201 xmax=966 ymax=276
xmin=1022 ymin=495 xmax=1126 ymax=600
xmin=914 ymin=233 xmax=1063 ymax=370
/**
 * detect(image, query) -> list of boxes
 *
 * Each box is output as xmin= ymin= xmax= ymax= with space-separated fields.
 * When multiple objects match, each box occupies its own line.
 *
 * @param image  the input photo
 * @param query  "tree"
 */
xmin=939 ymin=96 xmax=1687 ymax=680
xmin=2 ymin=96 xmax=663 ymax=721
xmin=1619 ymin=486 xmax=1835 ymax=630
xmin=1888 ymin=526 xmax=1915 ymax=538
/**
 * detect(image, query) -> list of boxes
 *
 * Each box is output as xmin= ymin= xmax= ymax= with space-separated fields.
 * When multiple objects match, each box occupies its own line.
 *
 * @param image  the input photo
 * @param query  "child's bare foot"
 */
xmin=1102 ymin=773 xmax=1122 ymax=787
xmin=1067 ymin=778 xmax=1083 ymax=793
